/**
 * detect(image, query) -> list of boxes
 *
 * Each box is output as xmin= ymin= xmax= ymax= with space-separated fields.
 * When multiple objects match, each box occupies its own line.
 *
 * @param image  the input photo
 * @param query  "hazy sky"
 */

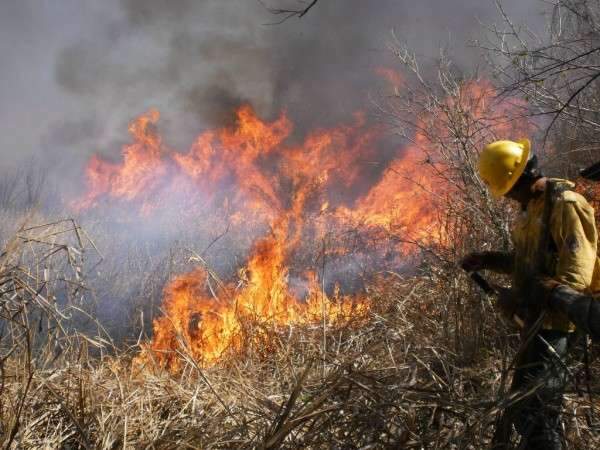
xmin=0 ymin=0 xmax=547 ymax=174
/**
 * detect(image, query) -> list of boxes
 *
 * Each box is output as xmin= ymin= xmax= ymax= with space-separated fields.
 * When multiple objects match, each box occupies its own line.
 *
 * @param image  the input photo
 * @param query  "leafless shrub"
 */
xmin=0 ymin=160 xmax=55 ymax=222
xmin=481 ymin=0 xmax=600 ymax=174
xmin=0 ymin=219 xmax=100 ymax=447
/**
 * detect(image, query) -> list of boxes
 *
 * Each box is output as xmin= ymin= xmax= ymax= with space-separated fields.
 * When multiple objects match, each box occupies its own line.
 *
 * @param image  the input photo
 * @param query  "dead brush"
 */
xmin=0 ymin=219 xmax=100 ymax=449
xmin=1 ymin=230 xmax=600 ymax=448
xmin=0 ymin=214 xmax=596 ymax=448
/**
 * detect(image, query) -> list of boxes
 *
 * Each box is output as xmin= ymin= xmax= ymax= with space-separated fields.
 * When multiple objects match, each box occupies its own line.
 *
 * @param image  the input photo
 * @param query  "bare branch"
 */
xmin=259 ymin=0 xmax=320 ymax=24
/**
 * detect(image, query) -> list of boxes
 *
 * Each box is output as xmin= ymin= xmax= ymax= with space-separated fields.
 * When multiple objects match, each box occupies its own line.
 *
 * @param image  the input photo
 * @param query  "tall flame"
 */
xmin=76 ymin=78 xmax=527 ymax=368
xmin=77 ymin=109 xmax=166 ymax=213
xmin=151 ymin=216 xmax=369 ymax=368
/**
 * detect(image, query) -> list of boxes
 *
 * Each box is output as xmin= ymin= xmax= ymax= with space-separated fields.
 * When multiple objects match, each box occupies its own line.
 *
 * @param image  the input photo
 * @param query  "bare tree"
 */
xmin=377 ymin=35 xmax=532 ymax=253
xmin=482 ymin=0 xmax=600 ymax=173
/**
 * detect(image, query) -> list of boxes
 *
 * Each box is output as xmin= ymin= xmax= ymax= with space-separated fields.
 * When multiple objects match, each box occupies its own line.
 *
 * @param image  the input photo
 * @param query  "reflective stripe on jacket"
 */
xmin=512 ymin=180 xmax=600 ymax=331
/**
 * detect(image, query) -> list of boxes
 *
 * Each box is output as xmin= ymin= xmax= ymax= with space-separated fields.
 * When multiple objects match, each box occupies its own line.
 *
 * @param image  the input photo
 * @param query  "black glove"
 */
xmin=496 ymin=286 xmax=520 ymax=321
xmin=461 ymin=251 xmax=514 ymax=274
xmin=461 ymin=252 xmax=488 ymax=272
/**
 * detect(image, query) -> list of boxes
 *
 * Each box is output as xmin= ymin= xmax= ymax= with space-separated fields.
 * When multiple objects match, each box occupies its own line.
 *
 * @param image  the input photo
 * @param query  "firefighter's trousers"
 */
xmin=509 ymin=329 xmax=569 ymax=450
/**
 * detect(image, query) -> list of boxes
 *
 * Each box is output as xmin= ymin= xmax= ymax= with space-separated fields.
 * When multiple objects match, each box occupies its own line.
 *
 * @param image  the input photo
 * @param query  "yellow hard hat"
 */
xmin=478 ymin=139 xmax=531 ymax=198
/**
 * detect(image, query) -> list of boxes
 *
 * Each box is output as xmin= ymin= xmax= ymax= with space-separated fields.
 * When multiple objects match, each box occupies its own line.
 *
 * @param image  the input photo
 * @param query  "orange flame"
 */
xmin=77 ymin=79 xmax=528 ymax=369
xmin=149 ymin=216 xmax=369 ymax=368
xmin=75 ymin=109 xmax=166 ymax=212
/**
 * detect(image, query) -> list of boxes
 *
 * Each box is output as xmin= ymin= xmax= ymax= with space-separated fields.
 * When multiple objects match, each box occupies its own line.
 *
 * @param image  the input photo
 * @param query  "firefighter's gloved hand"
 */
xmin=496 ymin=287 xmax=520 ymax=321
xmin=461 ymin=252 xmax=488 ymax=272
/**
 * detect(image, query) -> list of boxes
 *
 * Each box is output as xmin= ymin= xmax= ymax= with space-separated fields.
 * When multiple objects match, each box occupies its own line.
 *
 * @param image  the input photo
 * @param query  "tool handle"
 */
xmin=464 ymin=269 xmax=526 ymax=328
xmin=469 ymin=271 xmax=495 ymax=294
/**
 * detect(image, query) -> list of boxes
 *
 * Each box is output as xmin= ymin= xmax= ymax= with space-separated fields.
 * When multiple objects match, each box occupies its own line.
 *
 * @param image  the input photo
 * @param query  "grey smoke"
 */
xmin=0 ymin=0 xmax=550 ymax=339
xmin=0 ymin=0 xmax=546 ymax=173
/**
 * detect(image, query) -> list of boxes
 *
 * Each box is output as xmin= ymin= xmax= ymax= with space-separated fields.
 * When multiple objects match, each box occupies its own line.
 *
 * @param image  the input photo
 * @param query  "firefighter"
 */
xmin=461 ymin=139 xmax=600 ymax=449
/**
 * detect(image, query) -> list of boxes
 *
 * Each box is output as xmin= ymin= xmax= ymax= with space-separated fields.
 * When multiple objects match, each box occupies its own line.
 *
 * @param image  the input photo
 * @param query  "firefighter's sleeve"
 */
xmin=551 ymin=192 xmax=598 ymax=291
xmin=550 ymin=285 xmax=600 ymax=340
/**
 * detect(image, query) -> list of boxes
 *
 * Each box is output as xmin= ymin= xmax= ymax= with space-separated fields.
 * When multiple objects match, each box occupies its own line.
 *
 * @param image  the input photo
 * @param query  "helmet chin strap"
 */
xmin=523 ymin=154 xmax=542 ymax=178
xmin=581 ymin=160 xmax=600 ymax=181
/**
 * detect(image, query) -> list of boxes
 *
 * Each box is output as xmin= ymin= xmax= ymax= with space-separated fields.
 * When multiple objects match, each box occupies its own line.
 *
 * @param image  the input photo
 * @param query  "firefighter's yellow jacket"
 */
xmin=512 ymin=179 xmax=600 ymax=331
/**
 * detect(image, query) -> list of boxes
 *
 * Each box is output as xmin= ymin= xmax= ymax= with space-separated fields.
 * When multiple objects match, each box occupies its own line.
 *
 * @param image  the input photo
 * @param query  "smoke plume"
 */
xmin=0 ymin=0 xmax=545 ymax=170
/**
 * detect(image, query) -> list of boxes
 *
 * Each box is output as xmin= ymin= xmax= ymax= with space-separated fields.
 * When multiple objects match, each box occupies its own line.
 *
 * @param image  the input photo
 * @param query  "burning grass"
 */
xmin=2 ymin=222 xmax=600 ymax=448
xmin=69 ymin=101 xmax=447 ymax=371
xmin=3 ymin=72 xmax=600 ymax=448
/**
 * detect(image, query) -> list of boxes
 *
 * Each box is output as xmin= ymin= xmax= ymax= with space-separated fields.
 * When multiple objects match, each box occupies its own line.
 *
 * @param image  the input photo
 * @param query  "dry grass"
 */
xmin=4 ymin=6 xmax=600 ymax=444
xmin=1 ymin=220 xmax=600 ymax=449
